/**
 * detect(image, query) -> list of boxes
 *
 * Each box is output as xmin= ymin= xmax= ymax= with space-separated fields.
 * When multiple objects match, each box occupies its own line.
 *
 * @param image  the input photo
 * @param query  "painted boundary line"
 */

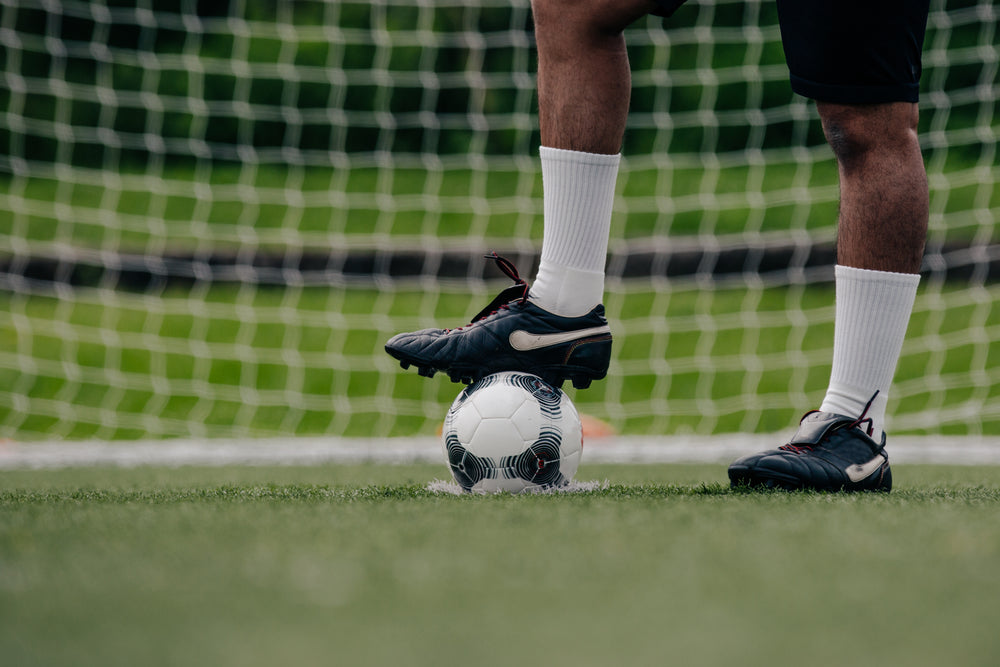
xmin=1 ymin=436 xmax=999 ymax=470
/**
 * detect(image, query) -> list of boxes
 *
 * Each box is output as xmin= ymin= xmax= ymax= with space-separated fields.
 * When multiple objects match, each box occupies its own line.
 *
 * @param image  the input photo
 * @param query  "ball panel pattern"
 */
xmin=441 ymin=371 xmax=584 ymax=493
xmin=444 ymin=431 xmax=488 ymax=492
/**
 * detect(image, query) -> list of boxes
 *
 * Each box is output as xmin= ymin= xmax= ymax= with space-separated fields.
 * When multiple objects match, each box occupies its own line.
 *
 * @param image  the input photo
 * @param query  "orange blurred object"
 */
xmin=579 ymin=413 xmax=616 ymax=440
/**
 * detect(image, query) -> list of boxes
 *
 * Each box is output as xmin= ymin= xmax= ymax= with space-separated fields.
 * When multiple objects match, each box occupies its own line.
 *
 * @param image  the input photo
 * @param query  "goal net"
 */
xmin=1 ymin=0 xmax=997 ymax=442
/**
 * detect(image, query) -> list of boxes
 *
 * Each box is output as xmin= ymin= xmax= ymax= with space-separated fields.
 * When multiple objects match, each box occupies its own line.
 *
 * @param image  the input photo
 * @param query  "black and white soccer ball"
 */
xmin=442 ymin=371 xmax=584 ymax=493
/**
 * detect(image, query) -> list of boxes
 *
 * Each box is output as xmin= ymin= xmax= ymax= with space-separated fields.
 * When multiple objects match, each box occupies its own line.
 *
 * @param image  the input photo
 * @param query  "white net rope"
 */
xmin=0 ymin=0 xmax=996 ymax=441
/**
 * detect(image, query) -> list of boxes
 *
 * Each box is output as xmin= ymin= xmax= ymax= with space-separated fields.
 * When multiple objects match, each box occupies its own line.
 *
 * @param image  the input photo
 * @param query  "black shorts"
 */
xmin=652 ymin=0 xmax=931 ymax=104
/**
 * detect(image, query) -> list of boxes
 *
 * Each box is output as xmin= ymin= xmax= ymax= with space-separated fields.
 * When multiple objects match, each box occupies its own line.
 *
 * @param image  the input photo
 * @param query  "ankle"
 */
xmin=529 ymin=262 xmax=604 ymax=317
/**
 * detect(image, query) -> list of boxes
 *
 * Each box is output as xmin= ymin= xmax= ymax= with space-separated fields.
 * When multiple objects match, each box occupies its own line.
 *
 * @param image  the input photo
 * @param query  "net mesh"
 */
xmin=0 ymin=0 xmax=997 ymax=441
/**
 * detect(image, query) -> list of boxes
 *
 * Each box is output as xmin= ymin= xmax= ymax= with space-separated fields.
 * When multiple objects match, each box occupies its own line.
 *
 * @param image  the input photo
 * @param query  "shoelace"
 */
xmin=847 ymin=390 xmax=879 ymax=437
xmin=779 ymin=390 xmax=880 ymax=453
xmin=447 ymin=253 xmax=529 ymax=332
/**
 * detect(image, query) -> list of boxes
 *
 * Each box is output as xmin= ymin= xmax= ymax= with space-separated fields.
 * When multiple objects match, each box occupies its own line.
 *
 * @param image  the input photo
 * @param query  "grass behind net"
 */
xmin=2 ymin=278 xmax=997 ymax=440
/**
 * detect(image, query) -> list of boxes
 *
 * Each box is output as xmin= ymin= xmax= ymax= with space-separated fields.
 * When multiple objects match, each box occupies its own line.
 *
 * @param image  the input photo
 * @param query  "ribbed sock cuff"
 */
xmin=820 ymin=265 xmax=920 ymax=437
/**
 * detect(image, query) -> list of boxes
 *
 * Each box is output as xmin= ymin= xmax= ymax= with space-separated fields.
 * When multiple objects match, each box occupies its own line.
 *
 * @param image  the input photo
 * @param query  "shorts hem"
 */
xmin=651 ymin=0 xmax=688 ymax=18
xmin=789 ymin=75 xmax=920 ymax=104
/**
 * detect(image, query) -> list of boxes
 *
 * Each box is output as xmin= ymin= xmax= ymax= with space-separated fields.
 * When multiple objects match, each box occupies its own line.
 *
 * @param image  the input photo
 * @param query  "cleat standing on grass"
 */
xmin=385 ymin=253 xmax=612 ymax=388
xmin=728 ymin=394 xmax=892 ymax=492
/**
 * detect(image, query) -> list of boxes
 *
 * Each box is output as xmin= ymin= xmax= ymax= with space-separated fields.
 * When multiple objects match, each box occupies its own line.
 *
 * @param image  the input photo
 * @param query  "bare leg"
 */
xmin=818 ymin=101 xmax=928 ymax=273
xmin=532 ymin=0 xmax=660 ymax=154
xmin=816 ymin=101 xmax=926 ymax=437
xmin=727 ymin=102 xmax=928 ymax=489
xmin=527 ymin=0 xmax=658 ymax=316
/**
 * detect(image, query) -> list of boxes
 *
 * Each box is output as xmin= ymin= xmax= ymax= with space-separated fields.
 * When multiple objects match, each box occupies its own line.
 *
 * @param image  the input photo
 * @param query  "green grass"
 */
xmin=1 ymin=463 xmax=999 ymax=667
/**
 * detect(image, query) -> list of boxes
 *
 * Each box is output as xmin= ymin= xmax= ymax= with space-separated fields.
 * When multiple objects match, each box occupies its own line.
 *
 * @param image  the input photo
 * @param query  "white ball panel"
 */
xmin=474 ymin=476 xmax=529 ymax=494
xmin=451 ymin=402 xmax=483 ymax=444
xmin=557 ymin=396 xmax=583 ymax=456
xmin=510 ymin=400 xmax=542 ymax=441
xmin=559 ymin=447 xmax=582 ymax=481
xmin=470 ymin=383 xmax=529 ymax=419
xmin=468 ymin=418 xmax=528 ymax=458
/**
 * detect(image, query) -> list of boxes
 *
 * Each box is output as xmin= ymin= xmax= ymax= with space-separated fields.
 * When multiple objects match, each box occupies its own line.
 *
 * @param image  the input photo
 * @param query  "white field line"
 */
xmin=1 ymin=435 xmax=1000 ymax=470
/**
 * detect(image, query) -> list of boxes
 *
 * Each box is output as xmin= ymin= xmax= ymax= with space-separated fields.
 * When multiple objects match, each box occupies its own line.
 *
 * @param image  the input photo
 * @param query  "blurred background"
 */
xmin=0 ymin=0 xmax=997 ymax=443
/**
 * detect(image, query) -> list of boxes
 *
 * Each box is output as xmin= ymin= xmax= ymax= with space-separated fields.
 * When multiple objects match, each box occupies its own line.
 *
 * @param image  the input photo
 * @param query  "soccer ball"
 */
xmin=442 ymin=371 xmax=584 ymax=493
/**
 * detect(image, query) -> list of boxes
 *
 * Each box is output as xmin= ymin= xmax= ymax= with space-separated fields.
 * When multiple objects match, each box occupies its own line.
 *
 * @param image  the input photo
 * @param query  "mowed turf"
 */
xmin=1 ymin=463 xmax=999 ymax=667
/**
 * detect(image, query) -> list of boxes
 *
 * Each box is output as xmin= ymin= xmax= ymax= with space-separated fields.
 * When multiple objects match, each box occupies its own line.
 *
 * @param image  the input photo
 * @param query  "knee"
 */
xmin=818 ymin=102 xmax=920 ymax=170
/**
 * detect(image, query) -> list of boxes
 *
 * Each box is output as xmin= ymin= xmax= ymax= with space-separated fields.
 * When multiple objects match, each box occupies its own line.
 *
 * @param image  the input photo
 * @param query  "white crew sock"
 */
xmin=819 ymin=265 xmax=920 ymax=440
xmin=528 ymin=146 xmax=620 ymax=317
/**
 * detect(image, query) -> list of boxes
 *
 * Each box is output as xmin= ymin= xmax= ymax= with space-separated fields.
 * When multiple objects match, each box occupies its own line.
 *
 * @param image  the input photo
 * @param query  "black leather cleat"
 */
xmin=385 ymin=253 xmax=612 ymax=389
xmin=728 ymin=397 xmax=892 ymax=492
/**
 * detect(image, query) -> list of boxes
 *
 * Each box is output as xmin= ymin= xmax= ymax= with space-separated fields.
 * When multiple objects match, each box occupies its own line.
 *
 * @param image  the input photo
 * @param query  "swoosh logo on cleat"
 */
xmin=845 ymin=453 xmax=887 ymax=483
xmin=509 ymin=326 xmax=611 ymax=351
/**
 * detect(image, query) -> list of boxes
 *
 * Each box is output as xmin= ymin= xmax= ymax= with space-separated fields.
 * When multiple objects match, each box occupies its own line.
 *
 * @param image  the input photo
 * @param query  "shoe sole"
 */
xmin=391 ymin=355 xmax=604 ymax=390
xmin=728 ymin=465 xmax=891 ymax=492
xmin=386 ymin=334 xmax=611 ymax=390
xmin=728 ymin=466 xmax=804 ymax=490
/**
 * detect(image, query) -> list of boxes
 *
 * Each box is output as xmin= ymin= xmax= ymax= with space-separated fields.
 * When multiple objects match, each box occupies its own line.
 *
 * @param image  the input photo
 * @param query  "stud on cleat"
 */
xmin=399 ymin=361 xmax=410 ymax=370
xmin=417 ymin=366 xmax=436 ymax=378
xmin=571 ymin=377 xmax=592 ymax=390
xmin=539 ymin=375 xmax=563 ymax=389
